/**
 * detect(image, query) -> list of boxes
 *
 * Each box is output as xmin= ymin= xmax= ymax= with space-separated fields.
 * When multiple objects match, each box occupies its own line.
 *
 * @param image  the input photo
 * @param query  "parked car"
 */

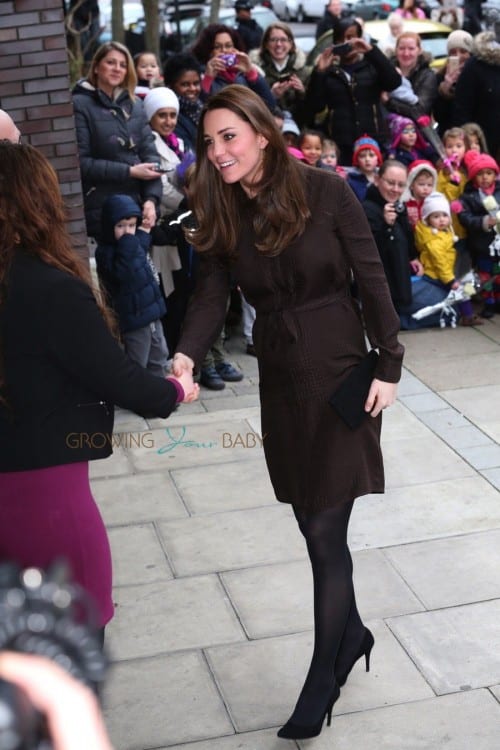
xmin=306 ymin=18 xmax=452 ymax=67
xmin=275 ymin=0 xmax=397 ymax=22
xmin=182 ymin=4 xmax=280 ymax=46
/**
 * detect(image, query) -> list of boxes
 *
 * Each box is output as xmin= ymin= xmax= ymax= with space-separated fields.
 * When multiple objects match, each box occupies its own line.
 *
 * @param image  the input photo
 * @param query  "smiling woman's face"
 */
xmin=94 ymin=50 xmax=128 ymax=95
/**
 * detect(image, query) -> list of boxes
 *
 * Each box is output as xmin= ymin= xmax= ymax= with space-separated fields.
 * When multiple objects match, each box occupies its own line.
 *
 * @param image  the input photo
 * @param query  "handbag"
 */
xmin=329 ymin=350 xmax=379 ymax=430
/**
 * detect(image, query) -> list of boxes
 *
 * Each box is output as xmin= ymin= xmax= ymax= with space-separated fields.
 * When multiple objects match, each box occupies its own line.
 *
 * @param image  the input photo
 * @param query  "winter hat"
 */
xmin=144 ymin=87 xmax=179 ymax=122
xmin=446 ymin=30 xmax=473 ymax=55
xmin=387 ymin=113 xmax=425 ymax=150
xmin=422 ymin=192 xmax=451 ymax=222
xmin=352 ymin=135 xmax=382 ymax=166
xmin=402 ymin=159 xmax=438 ymax=200
xmin=463 ymin=150 xmax=499 ymax=181
xmin=282 ymin=117 xmax=300 ymax=137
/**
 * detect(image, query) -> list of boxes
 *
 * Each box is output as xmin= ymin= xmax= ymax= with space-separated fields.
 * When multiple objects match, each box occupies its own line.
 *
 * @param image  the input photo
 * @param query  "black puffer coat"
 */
xmin=363 ymin=183 xmax=417 ymax=310
xmin=73 ymin=81 xmax=162 ymax=239
xmin=386 ymin=53 xmax=438 ymax=119
xmin=304 ymin=46 xmax=401 ymax=164
xmin=453 ymin=32 xmax=500 ymax=161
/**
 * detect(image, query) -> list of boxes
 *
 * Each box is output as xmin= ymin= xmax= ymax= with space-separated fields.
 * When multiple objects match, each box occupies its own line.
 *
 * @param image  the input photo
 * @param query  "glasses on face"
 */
xmin=402 ymin=126 xmax=416 ymax=134
xmin=268 ymin=37 xmax=290 ymax=44
xmin=381 ymin=177 xmax=406 ymax=189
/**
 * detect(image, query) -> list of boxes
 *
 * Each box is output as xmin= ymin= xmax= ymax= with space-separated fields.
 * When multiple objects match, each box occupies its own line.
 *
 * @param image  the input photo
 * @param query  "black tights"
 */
xmin=289 ymin=502 xmax=365 ymax=725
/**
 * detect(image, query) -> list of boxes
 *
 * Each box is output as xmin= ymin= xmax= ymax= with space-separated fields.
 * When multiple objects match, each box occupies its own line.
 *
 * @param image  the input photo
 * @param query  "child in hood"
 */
xmin=95 ymin=194 xmax=169 ymax=375
xmin=387 ymin=114 xmax=436 ymax=167
xmin=402 ymin=159 xmax=438 ymax=228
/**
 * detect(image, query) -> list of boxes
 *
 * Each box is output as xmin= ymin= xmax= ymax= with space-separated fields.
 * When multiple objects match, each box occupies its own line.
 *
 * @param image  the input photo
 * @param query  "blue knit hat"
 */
xmin=352 ymin=135 xmax=382 ymax=166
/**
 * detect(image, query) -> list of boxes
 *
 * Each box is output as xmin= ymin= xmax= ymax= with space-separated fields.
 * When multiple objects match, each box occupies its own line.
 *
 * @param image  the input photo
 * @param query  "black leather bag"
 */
xmin=329 ymin=350 xmax=379 ymax=430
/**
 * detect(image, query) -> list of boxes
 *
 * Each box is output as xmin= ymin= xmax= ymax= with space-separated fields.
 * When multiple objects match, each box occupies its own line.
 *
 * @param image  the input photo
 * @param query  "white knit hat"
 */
xmin=143 ymin=87 xmax=179 ymax=121
xmin=422 ymin=192 xmax=451 ymax=222
xmin=402 ymin=159 xmax=438 ymax=201
xmin=446 ymin=30 xmax=473 ymax=54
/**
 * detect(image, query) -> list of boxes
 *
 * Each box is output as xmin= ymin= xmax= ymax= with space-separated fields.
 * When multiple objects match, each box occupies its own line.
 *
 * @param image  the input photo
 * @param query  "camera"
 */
xmin=0 ymin=562 xmax=107 ymax=750
xmin=331 ymin=42 xmax=352 ymax=56
xmin=393 ymin=200 xmax=405 ymax=214
xmin=219 ymin=53 xmax=237 ymax=67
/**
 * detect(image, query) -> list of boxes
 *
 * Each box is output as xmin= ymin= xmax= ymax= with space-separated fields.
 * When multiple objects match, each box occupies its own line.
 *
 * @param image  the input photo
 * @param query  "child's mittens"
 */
xmin=450 ymin=199 xmax=463 ymax=214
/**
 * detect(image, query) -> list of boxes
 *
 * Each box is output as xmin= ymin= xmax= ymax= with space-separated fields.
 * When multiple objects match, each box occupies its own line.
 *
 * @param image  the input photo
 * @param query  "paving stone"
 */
xmin=481 ymin=467 xmax=500 ymax=490
xmin=398 ymin=392 xmax=449 ymax=413
xmin=406 ymin=352 xmax=500 ymax=391
xmin=108 ymin=524 xmax=172 ymax=587
xmin=205 ymin=622 xmax=433 ymax=732
xmin=113 ymin=407 xmax=148 ymax=432
xmin=298 ymin=689 xmax=500 ymax=750
xmin=106 ymin=575 xmax=245 ymax=660
xmin=152 ymin=406 xmax=261 ymax=429
xmin=397 ymin=368 xmax=432 ymax=396
xmin=387 ymin=600 xmax=500 ymax=694
xmin=400 ymin=327 xmax=497 ymax=361
xmin=203 ymin=393 xmax=261 ymax=412
xmin=88 ymin=447 xmax=132 ymax=478
xmin=349 ymin=476 xmax=500 ymax=549
xmin=481 ymin=420 xmax=500 ymax=443
xmin=490 ymin=685 xmax=500 ymax=702
xmin=128 ymin=420 xmax=263 ymax=471
xmin=102 ymin=651 xmax=233 ymax=749
xmin=455 ymin=442 xmax=500 ymax=470
xmin=437 ymin=425 xmax=492 ymax=450
xmin=416 ymin=408 xmax=471 ymax=433
xmin=220 ymin=550 xmax=423 ymax=640
xmin=382 ymin=432 xmax=473 ymax=488
xmin=440 ymin=385 xmax=500 ymax=429
xmin=172 ymin=459 xmax=275 ymax=515
xmin=385 ymin=530 xmax=500 ymax=609
xmin=377 ymin=401 xmax=430 ymax=442
xmin=164 ymin=729 xmax=295 ymax=749
xmin=157 ymin=505 xmax=305 ymax=576
xmin=92 ymin=471 xmax=188 ymax=525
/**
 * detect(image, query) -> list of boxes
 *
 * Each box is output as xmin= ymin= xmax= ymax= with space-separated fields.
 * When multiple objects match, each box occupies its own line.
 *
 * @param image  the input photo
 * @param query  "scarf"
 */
xmin=179 ymin=96 xmax=203 ymax=127
xmin=163 ymin=132 xmax=183 ymax=159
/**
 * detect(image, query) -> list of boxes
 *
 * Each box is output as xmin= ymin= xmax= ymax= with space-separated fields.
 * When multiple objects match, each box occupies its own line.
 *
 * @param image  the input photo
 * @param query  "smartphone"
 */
xmin=447 ymin=55 xmax=460 ymax=73
xmin=152 ymin=163 xmax=172 ymax=173
xmin=331 ymin=42 xmax=352 ymax=56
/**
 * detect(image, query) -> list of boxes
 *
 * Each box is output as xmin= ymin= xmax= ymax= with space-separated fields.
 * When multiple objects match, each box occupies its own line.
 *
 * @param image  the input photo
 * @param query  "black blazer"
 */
xmin=0 ymin=252 xmax=178 ymax=471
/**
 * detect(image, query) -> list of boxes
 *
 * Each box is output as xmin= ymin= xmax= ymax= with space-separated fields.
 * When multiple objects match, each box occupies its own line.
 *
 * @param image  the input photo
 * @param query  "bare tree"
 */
xmin=111 ymin=0 xmax=125 ymax=43
xmin=142 ymin=0 xmax=160 ymax=60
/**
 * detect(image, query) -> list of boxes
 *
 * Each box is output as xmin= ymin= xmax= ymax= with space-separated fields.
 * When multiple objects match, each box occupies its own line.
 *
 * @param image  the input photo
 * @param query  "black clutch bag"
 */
xmin=329 ymin=350 xmax=379 ymax=430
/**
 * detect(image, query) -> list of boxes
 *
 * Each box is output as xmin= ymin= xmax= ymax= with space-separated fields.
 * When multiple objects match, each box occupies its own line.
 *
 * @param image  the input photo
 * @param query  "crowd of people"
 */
xmin=1 ymin=2 xmax=500 ymax=745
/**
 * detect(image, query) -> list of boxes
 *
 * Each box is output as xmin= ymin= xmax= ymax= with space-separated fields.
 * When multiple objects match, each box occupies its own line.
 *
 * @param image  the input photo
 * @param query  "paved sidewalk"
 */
xmin=92 ymin=319 xmax=500 ymax=750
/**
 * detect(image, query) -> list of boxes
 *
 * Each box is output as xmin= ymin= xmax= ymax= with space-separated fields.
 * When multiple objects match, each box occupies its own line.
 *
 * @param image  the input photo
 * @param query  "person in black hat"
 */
xmin=234 ymin=0 xmax=263 ymax=52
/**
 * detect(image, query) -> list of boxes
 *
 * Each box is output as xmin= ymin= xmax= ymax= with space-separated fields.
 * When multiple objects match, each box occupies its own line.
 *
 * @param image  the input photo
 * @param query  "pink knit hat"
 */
xmin=387 ymin=114 xmax=428 ymax=151
xmin=463 ymin=150 xmax=499 ymax=181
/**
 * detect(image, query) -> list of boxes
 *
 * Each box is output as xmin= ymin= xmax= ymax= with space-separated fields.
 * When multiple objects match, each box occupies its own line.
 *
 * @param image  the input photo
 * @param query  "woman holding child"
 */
xmin=386 ymin=32 xmax=438 ymax=120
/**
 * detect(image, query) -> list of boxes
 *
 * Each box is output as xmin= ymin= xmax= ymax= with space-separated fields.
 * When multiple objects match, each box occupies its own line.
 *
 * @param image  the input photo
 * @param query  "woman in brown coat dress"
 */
xmin=173 ymin=85 xmax=404 ymax=740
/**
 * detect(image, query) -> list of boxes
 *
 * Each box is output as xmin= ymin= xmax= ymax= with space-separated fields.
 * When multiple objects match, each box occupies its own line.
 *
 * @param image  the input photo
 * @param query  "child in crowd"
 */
xmin=415 ymin=192 xmax=482 ymax=325
xmin=402 ymin=159 xmax=438 ymax=228
xmin=437 ymin=127 xmax=469 ymax=275
xmin=282 ymin=116 xmax=300 ymax=148
xmin=458 ymin=151 xmax=500 ymax=318
xmin=134 ymin=51 xmax=162 ymax=98
xmin=387 ymin=114 xmax=436 ymax=167
xmin=319 ymin=139 xmax=347 ymax=177
xmin=298 ymin=130 xmax=323 ymax=167
xmin=347 ymin=135 xmax=382 ymax=201
xmin=462 ymin=122 xmax=489 ymax=154
xmin=96 ymin=194 xmax=169 ymax=376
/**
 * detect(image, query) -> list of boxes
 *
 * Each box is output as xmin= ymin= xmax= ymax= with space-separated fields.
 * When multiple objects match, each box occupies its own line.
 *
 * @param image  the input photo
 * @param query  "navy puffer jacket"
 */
xmin=95 ymin=195 xmax=166 ymax=333
xmin=73 ymin=81 xmax=162 ymax=239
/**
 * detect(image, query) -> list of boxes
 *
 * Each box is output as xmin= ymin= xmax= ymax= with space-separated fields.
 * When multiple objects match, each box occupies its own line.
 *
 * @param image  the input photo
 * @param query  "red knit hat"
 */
xmin=352 ymin=135 xmax=382 ymax=167
xmin=463 ymin=150 xmax=499 ymax=181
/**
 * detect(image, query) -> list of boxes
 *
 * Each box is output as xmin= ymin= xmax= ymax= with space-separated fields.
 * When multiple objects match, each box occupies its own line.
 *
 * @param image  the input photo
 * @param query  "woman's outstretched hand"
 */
xmin=172 ymin=352 xmax=194 ymax=376
xmin=365 ymin=379 xmax=398 ymax=418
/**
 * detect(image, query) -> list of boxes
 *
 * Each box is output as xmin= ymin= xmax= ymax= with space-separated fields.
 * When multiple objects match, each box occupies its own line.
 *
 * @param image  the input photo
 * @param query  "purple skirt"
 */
xmin=0 ymin=462 xmax=113 ymax=626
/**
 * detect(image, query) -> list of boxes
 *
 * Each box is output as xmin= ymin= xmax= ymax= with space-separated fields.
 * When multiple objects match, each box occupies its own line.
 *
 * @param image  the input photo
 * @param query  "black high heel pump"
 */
xmin=277 ymin=682 xmax=340 ymax=740
xmin=336 ymin=627 xmax=374 ymax=687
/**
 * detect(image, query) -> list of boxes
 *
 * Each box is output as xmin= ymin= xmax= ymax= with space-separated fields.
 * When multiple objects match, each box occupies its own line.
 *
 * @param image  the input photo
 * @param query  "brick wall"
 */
xmin=0 ymin=0 xmax=88 ymax=259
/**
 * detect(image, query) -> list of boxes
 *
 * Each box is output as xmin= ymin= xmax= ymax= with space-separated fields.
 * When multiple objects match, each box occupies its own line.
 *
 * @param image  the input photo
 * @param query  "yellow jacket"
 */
xmin=414 ymin=221 xmax=456 ymax=285
xmin=437 ymin=169 xmax=467 ymax=240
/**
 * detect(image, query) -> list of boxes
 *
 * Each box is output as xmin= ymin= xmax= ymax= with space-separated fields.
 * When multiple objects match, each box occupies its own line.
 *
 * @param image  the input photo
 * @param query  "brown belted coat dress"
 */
xmin=177 ymin=165 xmax=404 ymax=513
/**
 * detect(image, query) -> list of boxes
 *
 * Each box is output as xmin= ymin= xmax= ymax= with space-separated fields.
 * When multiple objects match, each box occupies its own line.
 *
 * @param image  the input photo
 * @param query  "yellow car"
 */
xmin=306 ymin=18 xmax=452 ymax=70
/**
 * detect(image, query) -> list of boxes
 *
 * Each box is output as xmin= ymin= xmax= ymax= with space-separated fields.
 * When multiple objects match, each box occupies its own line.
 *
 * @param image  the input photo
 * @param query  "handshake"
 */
xmin=168 ymin=352 xmax=199 ymax=403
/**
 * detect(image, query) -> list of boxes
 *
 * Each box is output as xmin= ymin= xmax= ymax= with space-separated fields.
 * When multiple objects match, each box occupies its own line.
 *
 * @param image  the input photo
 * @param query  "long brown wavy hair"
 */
xmin=0 ymin=142 xmax=114 ymax=398
xmin=188 ymin=85 xmax=310 ymax=257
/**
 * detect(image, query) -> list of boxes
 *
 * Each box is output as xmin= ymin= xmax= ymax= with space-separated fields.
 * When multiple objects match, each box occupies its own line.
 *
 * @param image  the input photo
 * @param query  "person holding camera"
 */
xmin=191 ymin=24 xmax=275 ymax=110
xmin=0 ymin=143 xmax=198 ymax=634
xmin=363 ymin=159 xmax=449 ymax=328
xmin=73 ymin=41 xmax=162 ymax=241
xmin=304 ymin=17 xmax=401 ymax=165
xmin=249 ymin=22 xmax=310 ymax=123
